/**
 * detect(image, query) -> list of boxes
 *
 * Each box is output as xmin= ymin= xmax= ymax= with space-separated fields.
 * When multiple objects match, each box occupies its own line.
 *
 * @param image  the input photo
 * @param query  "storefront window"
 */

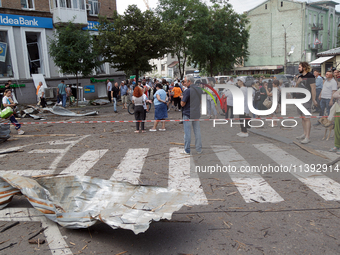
xmin=26 ymin=32 xmax=43 ymax=75
xmin=0 ymin=31 xmax=13 ymax=78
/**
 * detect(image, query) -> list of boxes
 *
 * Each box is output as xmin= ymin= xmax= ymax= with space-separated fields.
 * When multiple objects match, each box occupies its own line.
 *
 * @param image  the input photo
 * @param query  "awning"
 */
xmin=310 ymin=56 xmax=334 ymax=66
xmin=168 ymin=61 xmax=179 ymax=68
xmin=233 ymin=65 xmax=283 ymax=71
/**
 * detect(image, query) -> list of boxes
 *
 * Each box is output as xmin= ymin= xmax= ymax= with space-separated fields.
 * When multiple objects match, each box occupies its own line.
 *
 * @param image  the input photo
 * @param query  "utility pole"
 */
xmin=282 ymin=23 xmax=292 ymax=74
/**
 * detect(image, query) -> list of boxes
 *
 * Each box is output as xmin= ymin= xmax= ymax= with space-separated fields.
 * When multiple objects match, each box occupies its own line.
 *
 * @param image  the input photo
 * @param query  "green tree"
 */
xmin=49 ymin=21 xmax=100 ymax=106
xmin=157 ymin=0 xmax=208 ymax=80
xmin=189 ymin=1 xmax=250 ymax=77
xmin=95 ymin=5 xmax=172 ymax=82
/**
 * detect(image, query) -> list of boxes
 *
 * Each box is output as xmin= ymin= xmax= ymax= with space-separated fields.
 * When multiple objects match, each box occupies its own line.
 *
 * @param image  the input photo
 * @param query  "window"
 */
xmin=265 ymin=4 xmax=267 ymax=9
xmin=0 ymin=1 xmax=2 ymax=7
xmin=171 ymin=53 xmax=175 ymax=58
xmin=314 ymin=14 xmax=316 ymax=25
xmin=88 ymin=0 xmax=99 ymax=15
xmin=26 ymin=32 xmax=43 ymax=75
xmin=320 ymin=34 xmax=323 ymax=43
xmin=161 ymin=64 xmax=165 ymax=71
xmin=21 ymin=0 xmax=34 ymax=9
xmin=309 ymin=13 xmax=312 ymax=25
xmin=0 ymin=31 xmax=13 ymax=78
xmin=281 ymin=1 xmax=283 ymax=7
xmin=321 ymin=15 xmax=323 ymax=24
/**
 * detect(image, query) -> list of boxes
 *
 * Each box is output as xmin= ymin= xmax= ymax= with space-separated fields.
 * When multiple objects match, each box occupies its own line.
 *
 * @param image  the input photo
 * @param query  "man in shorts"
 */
xmin=295 ymin=62 xmax=317 ymax=144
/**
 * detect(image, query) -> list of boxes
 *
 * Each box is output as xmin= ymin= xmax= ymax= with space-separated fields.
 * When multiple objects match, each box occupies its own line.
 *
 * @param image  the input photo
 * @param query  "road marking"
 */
xmin=255 ymin=143 xmax=340 ymax=201
xmin=168 ymin=147 xmax=208 ymax=205
xmin=317 ymin=150 xmax=339 ymax=161
xmin=0 ymin=170 xmax=54 ymax=176
xmin=110 ymin=148 xmax=149 ymax=184
xmin=29 ymin=149 xmax=65 ymax=154
xmin=212 ymin=145 xmax=284 ymax=203
xmin=0 ymin=208 xmax=73 ymax=255
xmin=60 ymin=150 xmax=108 ymax=176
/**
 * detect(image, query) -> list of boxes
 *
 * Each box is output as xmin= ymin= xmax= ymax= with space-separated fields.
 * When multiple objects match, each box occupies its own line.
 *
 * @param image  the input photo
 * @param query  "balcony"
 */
xmin=311 ymin=23 xmax=323 ymax=31
xmin=51 ymin=0 xmax=88 ymax=25
xmin=309 ymin=43 xmax=323 ymax=50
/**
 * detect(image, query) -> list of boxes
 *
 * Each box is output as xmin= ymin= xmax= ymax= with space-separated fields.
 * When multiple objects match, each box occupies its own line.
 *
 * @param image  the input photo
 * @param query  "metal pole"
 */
xmin=284 ymin=30 xmax=287 ymax=74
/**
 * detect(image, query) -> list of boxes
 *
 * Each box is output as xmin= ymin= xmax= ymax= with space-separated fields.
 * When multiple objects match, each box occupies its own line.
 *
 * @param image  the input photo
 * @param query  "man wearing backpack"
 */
xmin=295 ymin=62 xmax=317 ymax=144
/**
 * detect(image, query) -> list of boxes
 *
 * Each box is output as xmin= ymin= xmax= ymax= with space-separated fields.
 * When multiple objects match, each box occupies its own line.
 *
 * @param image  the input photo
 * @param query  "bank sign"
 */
xmin=0 ymin=14 xmax=53 ymax=29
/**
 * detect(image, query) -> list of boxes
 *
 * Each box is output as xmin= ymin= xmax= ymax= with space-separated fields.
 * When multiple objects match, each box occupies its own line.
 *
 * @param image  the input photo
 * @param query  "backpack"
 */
xmin=254 ymin=90 xmax=261 ymax=102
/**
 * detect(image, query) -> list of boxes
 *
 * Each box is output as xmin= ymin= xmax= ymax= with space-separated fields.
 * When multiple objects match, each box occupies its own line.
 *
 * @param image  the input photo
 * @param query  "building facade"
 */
xmin=0 ymin=0 xmax=125 ymax=104
xmin=236 ymin=0 xmax=340 ymax=75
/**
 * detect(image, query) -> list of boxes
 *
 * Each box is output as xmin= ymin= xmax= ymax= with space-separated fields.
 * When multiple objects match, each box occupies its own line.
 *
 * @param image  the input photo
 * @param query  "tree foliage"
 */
xmin=48 ymin=21 xmax=100 ymax=106
xmin=157 ymin=0 xmax=208 ymax=80
xmin=188 ymin=1 xmax=250 ymax=77
xmin=95 ymin=5 xmax=172 ymax=82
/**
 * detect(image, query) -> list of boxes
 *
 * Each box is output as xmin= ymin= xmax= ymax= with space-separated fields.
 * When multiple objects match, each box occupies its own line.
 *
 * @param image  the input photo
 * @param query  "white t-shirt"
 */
xmin=224 ymin=89 xmax=233 ymax=106
xmin=107 ymin=82 xmax=112 ymax=91
xmin=241 ymin=86 xmax=249 ymax=114
xmin=38 ymin=86 xmax=45 ymax=98
xmin=321 ymin=78 xmax=337 ymax=99
xmin=2 ymin=96 xmax=11 ymax=106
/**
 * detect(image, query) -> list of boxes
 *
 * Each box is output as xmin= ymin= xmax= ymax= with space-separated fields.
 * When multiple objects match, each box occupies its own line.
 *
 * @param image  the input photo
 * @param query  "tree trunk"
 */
xmin=135 ymin=69 xmax=139 ymax=85
xmin=76 ymin=73 xmax=79 ymax=107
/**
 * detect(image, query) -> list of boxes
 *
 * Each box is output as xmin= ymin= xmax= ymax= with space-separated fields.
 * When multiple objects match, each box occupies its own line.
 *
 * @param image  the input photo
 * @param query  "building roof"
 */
xmin=168 ymin=61 xmax=179 ymax=68
xmin=317 ymin=47 xmax=340 ymax=57
xmin=308 ymin=1 xmax=339 ymax=7
xmin=246 ymin=0 xmax=303 ymax=14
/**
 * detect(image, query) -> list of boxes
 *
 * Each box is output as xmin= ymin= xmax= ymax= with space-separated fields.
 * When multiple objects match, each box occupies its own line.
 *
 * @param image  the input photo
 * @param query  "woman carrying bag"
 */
xmin=1 ymin=89 xmax=24 ymax=135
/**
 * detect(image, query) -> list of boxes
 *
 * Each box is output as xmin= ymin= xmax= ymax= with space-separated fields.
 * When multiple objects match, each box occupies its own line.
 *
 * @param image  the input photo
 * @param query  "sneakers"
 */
xmin=329 ymin=147 xmax=340 ymax=153
xmin=149 ymin=129 xmax=157 ymax=132
xmin=159 ymin=129 xmax=166 ymax=131
xmin=296 ymin=134 xmax=305 ymax=140
xmin=181 ymin=150 xmax=190 ymax=155
xmin=237 ymin=132 xmax=249 ymax=137
xmin=300 ymin=138 xmax=310 ymax=144
xmin=17 ymin=129 xmax=25 ymax=135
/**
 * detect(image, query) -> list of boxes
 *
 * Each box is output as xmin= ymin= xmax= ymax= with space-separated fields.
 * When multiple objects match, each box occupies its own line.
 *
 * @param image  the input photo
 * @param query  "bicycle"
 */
xmin=128 ymin=102 xmax=152 ymax=115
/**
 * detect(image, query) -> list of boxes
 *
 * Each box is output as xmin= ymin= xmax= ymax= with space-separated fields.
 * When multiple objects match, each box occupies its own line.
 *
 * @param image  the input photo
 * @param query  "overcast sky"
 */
xmin=116 ymin=0 xmax=340 ymax=15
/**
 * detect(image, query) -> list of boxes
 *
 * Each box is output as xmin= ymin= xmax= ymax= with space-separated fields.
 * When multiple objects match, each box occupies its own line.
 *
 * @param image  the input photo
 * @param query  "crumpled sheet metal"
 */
xmin=0 ymin=173 xmax=192 ymax=234
xmin=43 ymin=106 xmax=98 ymax=117
xmin=91 ymin=99 xmax=110 ymax=105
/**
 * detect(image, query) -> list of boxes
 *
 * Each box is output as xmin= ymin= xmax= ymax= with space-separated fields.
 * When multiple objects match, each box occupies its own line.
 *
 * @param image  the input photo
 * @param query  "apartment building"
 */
xmin=234 ymin=0 xmax=340 ymax=75
xmin=0 ymin=0 xmax=124 ymax=104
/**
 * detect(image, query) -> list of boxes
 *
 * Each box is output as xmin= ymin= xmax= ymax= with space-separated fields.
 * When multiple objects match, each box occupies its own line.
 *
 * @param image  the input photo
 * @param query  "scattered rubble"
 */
xmin=91 ymin=99 xmax=110 ymax=105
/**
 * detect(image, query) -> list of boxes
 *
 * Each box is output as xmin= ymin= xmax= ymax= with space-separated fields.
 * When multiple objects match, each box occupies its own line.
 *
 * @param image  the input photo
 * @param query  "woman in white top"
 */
xmin=132 ymin=86 xmax=148 ymax=133
xmin=2 ymin=89 xmax=24 ymax=135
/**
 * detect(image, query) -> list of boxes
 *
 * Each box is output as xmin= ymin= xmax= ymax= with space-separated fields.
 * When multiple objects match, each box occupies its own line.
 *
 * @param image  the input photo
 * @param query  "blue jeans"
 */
xmin=320 ymin=98 xmax=331 ymax=116
xmin=113 ymin=97 xmax=117 ymax=111
xmin=57 ymin=94 xmax=67 ymax=107
xmin=183 ymin=115 xmax=202 ymax=153
xmin=207 ymin=99 xmax=217 ymax=116
xmin=316 ymin=88 xmax=322 ymax=112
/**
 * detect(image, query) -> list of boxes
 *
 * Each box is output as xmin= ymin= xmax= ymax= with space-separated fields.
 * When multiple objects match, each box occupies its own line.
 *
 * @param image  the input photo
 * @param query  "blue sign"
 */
xmin=84 ymin=85 xmax=95 ymax=93
xmin=82 ymin=21 xmax=99 ymax=31
xmin=0 ymin=13 xmax=53 ymax=29
xmin=0 ymin=42 xmax=7 ymax=62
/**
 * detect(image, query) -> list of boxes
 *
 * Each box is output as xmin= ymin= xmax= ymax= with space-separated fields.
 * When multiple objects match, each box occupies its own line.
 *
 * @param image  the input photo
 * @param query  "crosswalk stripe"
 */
xmin=168 ymin=147 xmax=208 ymax=205
xmin=212 ymin=146 xmax=284 ymax=203
xmin=29 ymin=149 xmax=65 ymax=154
xmin=255 ymin=144 xmax=340 ymax=201
xmin=60 ymin=150 xmax=108 ymax=176
xmin=0 ymin=170 xmax=54 ymax=176
xmin=110 ymin=148 xmax=149 ymax=184
xmin=0 ymin=208 xmax=73 ymax=255
xmin=317 ymin=150 xmax=339 ymax=161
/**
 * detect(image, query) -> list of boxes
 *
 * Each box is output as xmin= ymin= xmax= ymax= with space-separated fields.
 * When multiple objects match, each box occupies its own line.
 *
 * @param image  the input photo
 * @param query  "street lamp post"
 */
xmin=282 ymin=23 xmax=292 ymax=74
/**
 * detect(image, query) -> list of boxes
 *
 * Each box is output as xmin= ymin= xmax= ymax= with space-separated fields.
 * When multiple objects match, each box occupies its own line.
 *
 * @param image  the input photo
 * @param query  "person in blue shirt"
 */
xmin=314 ymin=69 xmax=323 ymax=114
xmin=120 ymin=81 xmax=128 ymax=109
xmin=149 ymin=83 xmax=168 ymax=131
xmin=57 ymin=80 xmax=67 ymax=108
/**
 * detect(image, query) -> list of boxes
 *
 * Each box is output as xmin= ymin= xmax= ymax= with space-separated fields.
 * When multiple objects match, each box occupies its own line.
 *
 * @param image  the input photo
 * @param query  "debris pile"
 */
xmin=0 ymin=173 xmax=192 ymax=234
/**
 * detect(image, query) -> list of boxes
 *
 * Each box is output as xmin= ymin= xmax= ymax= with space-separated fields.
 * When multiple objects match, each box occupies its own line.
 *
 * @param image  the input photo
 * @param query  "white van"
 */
xmin=215 ymin=76 xmax=231 ymax=84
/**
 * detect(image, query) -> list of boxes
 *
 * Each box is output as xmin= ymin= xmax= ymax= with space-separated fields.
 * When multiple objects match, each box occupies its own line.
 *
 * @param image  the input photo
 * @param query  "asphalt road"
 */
xmin=1 ymin=103 xmax=340 ymax=255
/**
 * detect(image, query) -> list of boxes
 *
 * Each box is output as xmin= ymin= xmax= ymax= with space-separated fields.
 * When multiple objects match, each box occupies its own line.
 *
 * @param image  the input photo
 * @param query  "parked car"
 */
xmin=194 ymin=77 xmax=216 ymax=86
xmin=215 ymin=76 xmax=231 ymax=84
xmin=270 ymin=74 xmax=290 ymax=87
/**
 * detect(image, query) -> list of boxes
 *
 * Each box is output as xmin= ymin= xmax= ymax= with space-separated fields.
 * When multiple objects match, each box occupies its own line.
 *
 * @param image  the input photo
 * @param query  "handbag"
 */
xmin=263 ymin=97 xmax=272 ymax=109
xmin=0 ymin=107 xmax=13 ymax=119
